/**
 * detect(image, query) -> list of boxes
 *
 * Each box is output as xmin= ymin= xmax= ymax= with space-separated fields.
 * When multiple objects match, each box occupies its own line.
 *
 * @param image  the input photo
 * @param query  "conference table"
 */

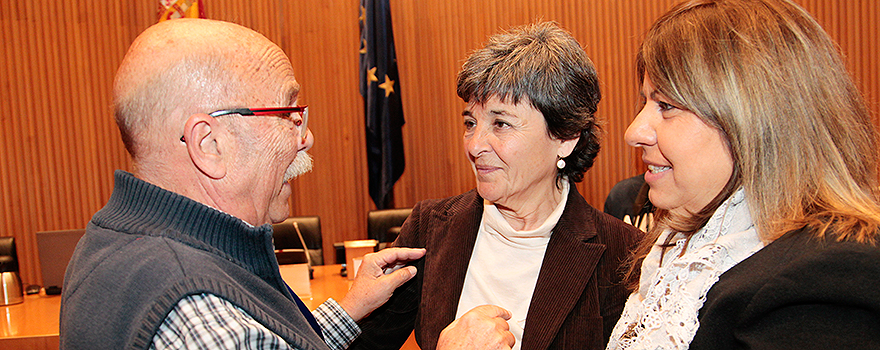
xmin=0 ymin=264 xmax=419 ymax=350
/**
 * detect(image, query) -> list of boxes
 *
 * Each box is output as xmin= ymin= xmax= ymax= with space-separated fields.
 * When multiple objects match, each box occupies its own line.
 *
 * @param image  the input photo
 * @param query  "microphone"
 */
xmin=292 ymin=221 xmax=314 ymax=278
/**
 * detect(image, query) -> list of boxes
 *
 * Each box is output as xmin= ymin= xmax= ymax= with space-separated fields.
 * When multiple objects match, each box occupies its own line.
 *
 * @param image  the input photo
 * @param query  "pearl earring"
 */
xmin=557 ymin=158 xmax=566 ymax=169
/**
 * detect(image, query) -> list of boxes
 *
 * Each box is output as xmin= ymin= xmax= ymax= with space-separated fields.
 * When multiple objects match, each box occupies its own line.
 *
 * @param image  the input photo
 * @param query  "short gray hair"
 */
xmin=457 ymin=21 xmax=601 ymax=183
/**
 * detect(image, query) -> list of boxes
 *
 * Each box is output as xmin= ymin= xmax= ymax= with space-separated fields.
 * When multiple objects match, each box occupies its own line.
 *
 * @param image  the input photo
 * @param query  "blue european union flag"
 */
xmin=359 ymin=0 xmax=405 ymax=209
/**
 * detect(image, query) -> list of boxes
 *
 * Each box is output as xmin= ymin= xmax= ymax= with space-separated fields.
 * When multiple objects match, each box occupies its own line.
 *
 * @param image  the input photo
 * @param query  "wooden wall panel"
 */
xmin=1 ymin=0 xmax=877 ymax=287
xmin=0 ymin=1 xmax=150 ymax=286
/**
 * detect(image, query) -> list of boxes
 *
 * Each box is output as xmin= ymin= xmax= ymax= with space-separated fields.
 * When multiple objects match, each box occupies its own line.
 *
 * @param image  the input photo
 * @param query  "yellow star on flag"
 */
xmin=360 ymin=39 xmax=368 ymax=54
xmin=379 ymin=75 xmax=395 ymax=97
xmin=367 ymin=67 xmax=379 ymax=83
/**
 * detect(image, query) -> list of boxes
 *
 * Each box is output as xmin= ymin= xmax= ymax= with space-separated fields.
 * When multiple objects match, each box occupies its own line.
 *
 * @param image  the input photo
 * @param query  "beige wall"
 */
xmin=2 ymin=0 xmax=878 ymax=285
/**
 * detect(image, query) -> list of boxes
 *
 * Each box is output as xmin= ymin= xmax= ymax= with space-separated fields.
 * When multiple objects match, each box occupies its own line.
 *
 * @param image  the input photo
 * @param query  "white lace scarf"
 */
xmin=607 ymin=188 xmax=764 ymax=350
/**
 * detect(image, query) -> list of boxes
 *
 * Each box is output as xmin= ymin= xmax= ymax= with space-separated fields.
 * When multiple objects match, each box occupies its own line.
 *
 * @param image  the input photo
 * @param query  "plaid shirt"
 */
xmin=150 ymin=293 xmax=361 ymax=350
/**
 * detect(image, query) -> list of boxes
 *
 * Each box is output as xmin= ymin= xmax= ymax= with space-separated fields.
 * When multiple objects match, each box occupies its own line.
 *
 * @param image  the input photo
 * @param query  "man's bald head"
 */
xmin=113 ymin=19 xmax=296 ymax=161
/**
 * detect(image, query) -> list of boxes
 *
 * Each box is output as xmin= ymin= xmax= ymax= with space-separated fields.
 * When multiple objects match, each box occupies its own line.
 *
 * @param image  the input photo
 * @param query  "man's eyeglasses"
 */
xmin=181 ymin=105 xmax=309 ymax=143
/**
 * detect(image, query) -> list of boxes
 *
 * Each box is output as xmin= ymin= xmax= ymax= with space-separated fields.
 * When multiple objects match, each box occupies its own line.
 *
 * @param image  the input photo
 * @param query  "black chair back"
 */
xmin=367 ymin=208 xmax=412 ymax=250
xmin=272 ymin=216 xmax=324 ymax=266
xmin=0 ymin=237 xmax=18 ymax=273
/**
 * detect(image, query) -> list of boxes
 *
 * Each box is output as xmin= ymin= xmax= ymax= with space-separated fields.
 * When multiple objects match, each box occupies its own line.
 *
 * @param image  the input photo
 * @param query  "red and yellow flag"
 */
xmin=158 ymin=0 xmax=205 ymax=22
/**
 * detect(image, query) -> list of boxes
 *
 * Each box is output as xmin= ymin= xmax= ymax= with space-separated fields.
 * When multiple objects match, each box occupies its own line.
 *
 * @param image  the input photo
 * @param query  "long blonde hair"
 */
xmin=630 ymin=0 xmax=880 ymax=276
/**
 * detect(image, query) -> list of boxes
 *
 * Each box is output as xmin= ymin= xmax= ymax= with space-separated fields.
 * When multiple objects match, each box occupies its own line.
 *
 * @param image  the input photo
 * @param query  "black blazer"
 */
xmin=352 ymin=187 xmax=643 ymax=350
xmin=691 ymin=227 xmax=880 ymax=349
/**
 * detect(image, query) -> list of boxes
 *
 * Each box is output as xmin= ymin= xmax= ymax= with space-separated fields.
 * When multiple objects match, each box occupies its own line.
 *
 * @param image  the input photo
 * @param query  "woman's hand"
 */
xmin=437 ymin=305 xmax=515 ymax=350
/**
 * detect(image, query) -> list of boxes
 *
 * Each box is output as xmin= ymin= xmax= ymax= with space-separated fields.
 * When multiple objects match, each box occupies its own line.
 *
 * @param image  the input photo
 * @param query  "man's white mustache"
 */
xmin=283 ymin=151 xmax=313 ymax=182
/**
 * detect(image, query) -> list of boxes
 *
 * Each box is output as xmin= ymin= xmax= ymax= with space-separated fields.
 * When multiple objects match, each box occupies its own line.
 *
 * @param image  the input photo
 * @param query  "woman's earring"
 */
xmin=557 ymin=158 xmax=566 ymax=169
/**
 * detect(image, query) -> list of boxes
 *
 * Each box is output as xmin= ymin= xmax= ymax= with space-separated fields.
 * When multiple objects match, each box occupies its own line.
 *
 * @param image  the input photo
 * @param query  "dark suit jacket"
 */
xmin=603 ymin=174 xmax=649 ymax=220
xmin=691 ymin=227 xmax=880 ymax=349
xmin=352 ymin=187 xmax=643 ymax=350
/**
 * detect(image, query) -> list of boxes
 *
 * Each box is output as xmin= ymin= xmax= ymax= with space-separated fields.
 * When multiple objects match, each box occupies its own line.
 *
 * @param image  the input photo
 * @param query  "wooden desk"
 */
xmin=0 ymin=265 xmax=418 ymax=350
xmin=298 ymin=264 xmax=356 ymax=310
xmin=0 ymin=293 xmax=61 ymax=350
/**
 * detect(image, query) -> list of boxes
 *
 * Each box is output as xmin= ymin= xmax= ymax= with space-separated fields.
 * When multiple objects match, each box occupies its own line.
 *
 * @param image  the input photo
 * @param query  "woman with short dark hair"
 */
xmin=353 ymin=22 xmax=643 ymax=350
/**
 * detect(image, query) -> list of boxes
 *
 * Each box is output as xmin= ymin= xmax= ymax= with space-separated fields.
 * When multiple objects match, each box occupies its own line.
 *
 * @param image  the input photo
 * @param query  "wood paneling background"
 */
xmin=2 ymin=0 xmax=877 ymax=286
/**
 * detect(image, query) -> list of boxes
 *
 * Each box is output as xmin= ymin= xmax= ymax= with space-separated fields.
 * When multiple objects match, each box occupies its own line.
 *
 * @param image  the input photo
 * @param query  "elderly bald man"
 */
xmin=59 ymin=19 xmax=435 ymax=350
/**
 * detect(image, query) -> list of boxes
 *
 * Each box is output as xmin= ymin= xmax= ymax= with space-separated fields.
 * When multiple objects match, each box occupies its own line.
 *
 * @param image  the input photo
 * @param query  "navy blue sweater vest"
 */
xmin=60 ymin=171 xmax=328 ymax=350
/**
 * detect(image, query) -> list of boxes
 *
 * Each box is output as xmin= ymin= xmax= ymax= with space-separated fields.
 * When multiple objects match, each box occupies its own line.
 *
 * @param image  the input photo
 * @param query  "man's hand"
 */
xmin=337 ymin=247 xmax=426 ymax=321
xmin=437 ymin=305 xmax=515 ymax=350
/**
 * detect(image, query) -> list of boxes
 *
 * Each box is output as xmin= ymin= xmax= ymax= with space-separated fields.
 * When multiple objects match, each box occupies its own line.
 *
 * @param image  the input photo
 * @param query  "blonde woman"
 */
xmin=608 ymin=0 xmax=880 ymax=349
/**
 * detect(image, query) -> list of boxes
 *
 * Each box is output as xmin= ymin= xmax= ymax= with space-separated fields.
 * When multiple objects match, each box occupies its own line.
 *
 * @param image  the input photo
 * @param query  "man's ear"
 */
xmin=183 ymin=113 xmax=227 ymax=179
xmin=558 ymin=136 xmax=579 ymax=159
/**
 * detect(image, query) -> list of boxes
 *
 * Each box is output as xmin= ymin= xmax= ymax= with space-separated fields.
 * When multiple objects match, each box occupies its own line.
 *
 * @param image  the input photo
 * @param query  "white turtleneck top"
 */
xmin=455 ymin=181 xmax=570 ymax=350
